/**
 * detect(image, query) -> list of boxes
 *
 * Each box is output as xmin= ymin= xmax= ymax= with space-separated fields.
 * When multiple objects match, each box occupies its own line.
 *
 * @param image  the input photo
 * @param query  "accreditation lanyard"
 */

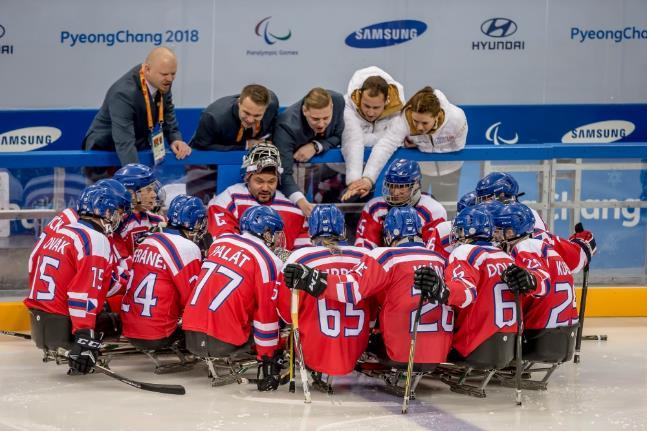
xmin=139 ymin=64 xmax=164 ymax=131
xmin=140 ymin=65 xmax=166 ymax=164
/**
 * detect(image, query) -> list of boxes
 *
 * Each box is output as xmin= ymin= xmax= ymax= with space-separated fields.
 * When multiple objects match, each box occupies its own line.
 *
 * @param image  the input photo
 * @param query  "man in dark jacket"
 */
xmin=82 ymin=47 xmax=191 ymax=166
xmin=186 ymin=84 xmax=279 ymax=201
xmin=190 ymin=84 xmax=278 ymax=151
xmin=274 ymin=88 xmax=344 ymax=216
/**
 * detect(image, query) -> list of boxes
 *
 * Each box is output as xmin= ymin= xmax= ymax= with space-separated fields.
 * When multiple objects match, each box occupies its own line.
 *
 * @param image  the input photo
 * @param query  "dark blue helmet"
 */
xmin=308 ymin=204 xmax=345 ymax=238
xmin=492 ymin=202 xmax=535 ymax=239
xmin=77 ymin=181 xmax=131 ymax=217
xmin=457 ymin=191 xmax=477 ymax=213
xmin=94 ymin=179 xmax=131 ymax=213
xmin=113 ymin=163 xmax=159 ymax=191
xmin=383 ymin=206 xmax=422 ymax=246
xmin=383 ymin=159 xmax=422 ymax=206
xmin=77 ymin=186 xmax=130 ymax=234
xmin=240 ymin=206 xmax=286 ymax=249
xmin=167 ymin=195 xmax=207 ymax=233
xmin=475 ymin=172 xmax=519 ymax=203
xmin=452 ymin=206 xmax=494 ymax=243
xmin=113 ymin=163 xmax=162 ymax=209
xmin=474 ymin=200 xmax=505 ymax=219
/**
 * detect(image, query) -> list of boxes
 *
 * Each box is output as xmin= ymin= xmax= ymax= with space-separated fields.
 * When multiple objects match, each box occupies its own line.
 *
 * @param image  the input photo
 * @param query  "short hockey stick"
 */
xmin=57 ymin=348 xmax=186 ymax=395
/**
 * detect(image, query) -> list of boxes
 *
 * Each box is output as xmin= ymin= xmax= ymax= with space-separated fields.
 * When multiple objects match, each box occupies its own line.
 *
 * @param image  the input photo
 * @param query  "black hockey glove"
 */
xmin=68 ymin=329 xmax=101 ymax=375
xmin=257 ymin=351 xmax=285 ymax=392
xmin=501 ymin=264 xmax=537 ymax=294
xmin=283 ymin=263 xmax=327 ymax=297
xmin=414 ymin=267 xmax=449 ymax=304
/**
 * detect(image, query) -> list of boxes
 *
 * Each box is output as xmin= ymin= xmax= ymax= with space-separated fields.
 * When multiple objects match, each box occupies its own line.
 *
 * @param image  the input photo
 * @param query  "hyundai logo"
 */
xmin=481 ymin=18 xmax=517 ymax=38
xmin=0 ymin=25 xmax=5 ymax=40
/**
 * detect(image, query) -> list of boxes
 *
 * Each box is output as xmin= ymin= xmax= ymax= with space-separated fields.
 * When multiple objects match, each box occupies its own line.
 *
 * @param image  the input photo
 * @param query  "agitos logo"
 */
xmin=473 ymin=17 xmax=524 ymax=51
xmin=254 ymin=16 xmax=292 ymax=45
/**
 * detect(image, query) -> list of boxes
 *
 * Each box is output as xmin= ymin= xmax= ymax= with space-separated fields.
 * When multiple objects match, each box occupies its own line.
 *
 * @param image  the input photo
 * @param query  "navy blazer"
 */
xmin=189 ymin=92 xmax=279 ymax=151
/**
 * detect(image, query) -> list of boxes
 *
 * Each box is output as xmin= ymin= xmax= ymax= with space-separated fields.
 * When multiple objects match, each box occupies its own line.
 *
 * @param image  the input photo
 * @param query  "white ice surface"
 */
xmin=1 ymin=317 xmax=646 ymax=431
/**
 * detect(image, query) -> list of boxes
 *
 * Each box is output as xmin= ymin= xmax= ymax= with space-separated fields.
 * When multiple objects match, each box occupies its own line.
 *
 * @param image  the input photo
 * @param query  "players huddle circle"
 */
xmin=25 ymin=146 xmax=597 ymax=398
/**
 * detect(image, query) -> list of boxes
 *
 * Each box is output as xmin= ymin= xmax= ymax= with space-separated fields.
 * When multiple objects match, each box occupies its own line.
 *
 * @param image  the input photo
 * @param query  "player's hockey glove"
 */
xmin=257 ymin=350 xmax=285 ymax=391
xmin=284 ymin=263 xmax=327 ymax=297
xmin=569 ymin=223 xmax=597 ymax=264
xmin=68 ymin=329 xmax=101 ymax=375
xmin=501 ymin=264 xmax=537 ymax=294
xmin=414 ymin=267 xmax=449 ymax=304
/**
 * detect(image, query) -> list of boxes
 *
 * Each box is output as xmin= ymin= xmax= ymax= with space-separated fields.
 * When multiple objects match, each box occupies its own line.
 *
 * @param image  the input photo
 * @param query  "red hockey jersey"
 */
xmin=182 ymin=232 xmax=282 ymax=359
xmin=354 ymin=195 xmax=447 ymax=249
xmin=533 ymin=229 xmax=589 ymax=274
xmin=120 ymin=231 xmax=202 ymax=340
xmin=207 ymin=183 xmax=310 ymax=250
xmin=322 ymin=245 xmax=453 ymax=364
xmin=445 ymin=243 xmax=518 ymax=358
xmin=42 ymin=208 xmax=79 ymax=236
xmin=114 ymin=210 xmax=165 ymax=257
xmin=24 ymin=221 xmax=112 ymax=333
xmin=511 ymin=238 xmax=579 ymax=330
xmin=276 ymin=245 xmax=371 ymax=375
xmin=424 ymin=220 xmax=454 ymax=260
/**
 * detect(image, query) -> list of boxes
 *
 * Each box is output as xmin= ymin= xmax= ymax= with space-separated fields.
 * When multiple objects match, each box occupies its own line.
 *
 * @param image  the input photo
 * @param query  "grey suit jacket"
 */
xmin=82 ymin=65 xmax=183 ymax=165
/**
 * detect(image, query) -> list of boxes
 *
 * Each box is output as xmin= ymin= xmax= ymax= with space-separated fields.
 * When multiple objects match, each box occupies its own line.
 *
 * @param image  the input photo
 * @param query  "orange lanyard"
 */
xmin=139 ymin=64 xmax=164 ymax=131
xmin=235 ymin=123 xmax=260 ymax=142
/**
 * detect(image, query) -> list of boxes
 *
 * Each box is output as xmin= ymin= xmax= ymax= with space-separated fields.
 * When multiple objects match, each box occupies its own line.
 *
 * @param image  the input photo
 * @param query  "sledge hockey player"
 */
xmin=475 ymin=171 xmax=596 ymax=273
xmin=275 ymin=204 xmax=371 ymax=390
xmin=412 ymin=204 xmax=538 ymax=396
xmin=113 ymin=163 xmax=166 ymax=257
xmin=425 ymin=191 xmax=477 ymax=259
xmin=490 ymin=202 xmax=580 ymax=387
xmin=354 ymin=158 xmax=447 ymax=249
xmin=24 ymin=185 xmax=131 ymax=375
xmin=120 ymin=195 xmax=206 ymax=370
xmin=285 ymin=206 xmax=452 ymax=396
xmin=491 ymin=202 xmax=578 ymax=329
xmin=182 ymin=205 xmax=285 ymax=391
xmin=414 ymin=205 xmax=524 ymax=360
xmin=207 ymin=142 xmax=310 ymax=250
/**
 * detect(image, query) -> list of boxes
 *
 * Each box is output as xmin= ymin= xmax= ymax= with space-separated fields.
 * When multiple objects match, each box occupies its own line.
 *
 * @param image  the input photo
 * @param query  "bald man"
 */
xmin=83 ymin=47 xmax=191 ymax=166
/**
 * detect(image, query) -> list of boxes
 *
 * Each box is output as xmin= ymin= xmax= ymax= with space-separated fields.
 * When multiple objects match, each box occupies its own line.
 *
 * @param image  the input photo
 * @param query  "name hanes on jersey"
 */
xmin=133 ymin=247 xmax=166 ymax=270
xmin=42 ymin=236 xmax=70 ymax=254
xmin=209 ymin=244 xmax=251 ymax=268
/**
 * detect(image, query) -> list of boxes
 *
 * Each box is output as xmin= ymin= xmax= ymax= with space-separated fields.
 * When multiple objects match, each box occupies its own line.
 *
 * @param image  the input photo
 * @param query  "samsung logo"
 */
xmin=0 ymin=127 xmax=61 ymax=152
xmin=561 ymin=120 xmax=635 ymax=144
xmin=345 ymin=20 xmax=427 ymax=48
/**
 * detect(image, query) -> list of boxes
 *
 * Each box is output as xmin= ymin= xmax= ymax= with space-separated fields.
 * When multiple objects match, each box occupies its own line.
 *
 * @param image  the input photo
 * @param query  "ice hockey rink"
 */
xmin=1 ymin=317 xmax=645 ymax=431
